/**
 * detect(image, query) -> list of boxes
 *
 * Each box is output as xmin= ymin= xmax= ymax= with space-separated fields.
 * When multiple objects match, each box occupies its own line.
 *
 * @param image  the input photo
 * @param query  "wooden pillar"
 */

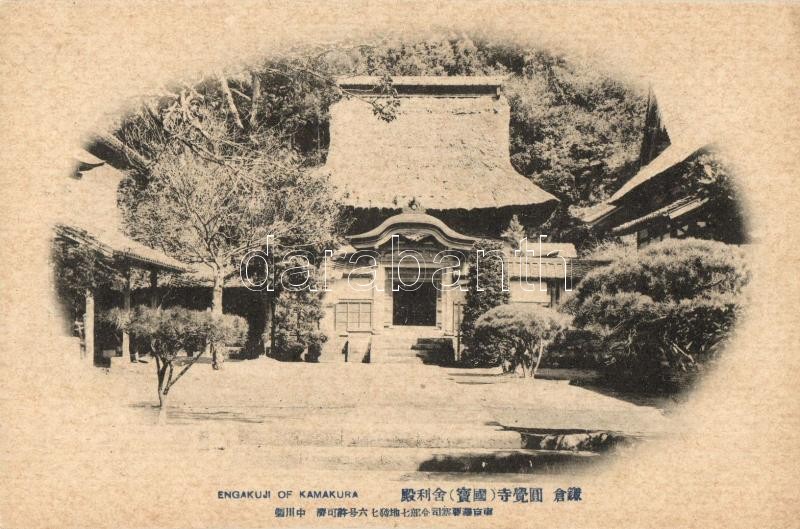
xmin=266 ymin=291 xmax=274 ymax=355
xmin=382 ymin=255 xmax=393 ymax=330
xmin=149 ymin=269 xmax=158 ymax=308
xmin=84 ymin=289 xmax=95 ymax=364
xmin=269 ymin=298 xmax=276 ymax=356
xmin=122 ymin=267 xmax=133 ymax=362
xmin=372 ymin=263 xmax=386 ymax=333
xmin=441 ymin=267 xmax=453 ymax=335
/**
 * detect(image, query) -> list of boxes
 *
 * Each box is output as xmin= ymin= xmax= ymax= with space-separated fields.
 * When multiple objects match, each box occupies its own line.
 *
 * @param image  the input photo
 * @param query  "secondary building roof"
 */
xmin=608 ymin=141 xmax=711 ymax=204
xmin=610 ymin=196 xmax=708 ymax=236
xmin=56 ymin=150 xmax=191 ymax=273
xmin=56 ymin=224 xmax=189 ymax=273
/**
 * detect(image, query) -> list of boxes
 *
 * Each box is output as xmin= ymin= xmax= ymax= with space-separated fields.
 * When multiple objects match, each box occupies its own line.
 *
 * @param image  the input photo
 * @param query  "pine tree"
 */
xmin=460 ymin=239 xmax=511 ymax=366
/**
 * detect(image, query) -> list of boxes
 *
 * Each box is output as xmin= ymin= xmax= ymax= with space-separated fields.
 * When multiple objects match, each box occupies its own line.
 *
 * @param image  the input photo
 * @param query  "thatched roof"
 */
xmin=318 ymin=77 xmax=557 ymax=211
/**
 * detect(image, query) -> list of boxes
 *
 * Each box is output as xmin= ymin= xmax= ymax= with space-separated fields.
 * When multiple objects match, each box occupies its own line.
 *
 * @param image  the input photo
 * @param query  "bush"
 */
xmin=582 ymin=239 xmax=637 ymax=262
xmin=105 ymin=306 xmax=247 ymax=419
xmin=563 ymin=238 xmax=749 ymax=392
xmin=473 ymin=304 xmax=571 ymax=378
xmin=270 ymin=290 xmax=328 ymax=362
xmin=543 ymin=329 xmax=603 ymax=369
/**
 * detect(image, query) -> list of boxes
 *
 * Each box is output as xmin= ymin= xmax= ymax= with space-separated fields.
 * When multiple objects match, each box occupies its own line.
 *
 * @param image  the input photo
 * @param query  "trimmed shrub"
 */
xmin=543 ymin=329 xmax=603 ymax=369
xmin=563 ymin=238 xmax=749 ymax=392
xmin=473 ymin=304 xmax=571 ymax=378
xmin=105 ymin=306 xmax=247 ymax=419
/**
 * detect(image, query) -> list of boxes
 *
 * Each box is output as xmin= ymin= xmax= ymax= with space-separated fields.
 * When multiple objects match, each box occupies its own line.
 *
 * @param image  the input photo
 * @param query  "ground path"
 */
xmin=91 ymin=358 xmax=674 ymax=474
xmin=1 ymin=356 xmax=681 ymax=527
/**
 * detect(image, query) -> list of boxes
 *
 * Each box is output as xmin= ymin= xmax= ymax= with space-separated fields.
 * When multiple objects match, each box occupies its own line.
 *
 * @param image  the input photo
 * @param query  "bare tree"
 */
xmin=117 ymin=89 xmax=340 ymax=368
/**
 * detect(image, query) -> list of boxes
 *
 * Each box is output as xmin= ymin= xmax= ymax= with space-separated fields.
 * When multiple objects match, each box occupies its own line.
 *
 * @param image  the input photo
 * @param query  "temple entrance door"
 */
xmin=392 ymin=282 xmax=437 ymax=326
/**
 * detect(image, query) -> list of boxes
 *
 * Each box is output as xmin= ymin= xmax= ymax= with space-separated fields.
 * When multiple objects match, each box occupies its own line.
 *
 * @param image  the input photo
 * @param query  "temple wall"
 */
xmin=509 ymin=279 xmax=552 ymax=305
xmin=319 ymin=273 xmax=374 ymax=362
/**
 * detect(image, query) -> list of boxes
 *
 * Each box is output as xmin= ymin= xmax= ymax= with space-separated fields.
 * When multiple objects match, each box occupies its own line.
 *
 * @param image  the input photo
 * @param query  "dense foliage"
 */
xmin=52 ymin=236 xmax=121 ymax=319
xmin=106 ymin=306 xmax=247 ymax=418
xmin=562 ymin=238 xmax=749 ymax=391
xmin=474 ymin=304 xmax=571 ymax=377
xmin=680 ymin=151 xmax=747 ymax=244
xmin=460 ymin=239 xmax=511 ymax=366
xmin=113 ymin=35 xmax=645 ymax=246
xmin=271 ymin=290 xmax=327 ymax=362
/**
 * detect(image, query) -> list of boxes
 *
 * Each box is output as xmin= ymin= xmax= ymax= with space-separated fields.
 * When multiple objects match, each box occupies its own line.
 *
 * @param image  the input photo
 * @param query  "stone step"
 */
xmin=383 ymin=349 xmax=422 ymax=356
xmin=412 ymin=343 xmax=444 ymax=351
xmin=373 ymin=346 xmax=417 ymax=352
xmin=416 ymin=337 xmax=453 ymax=344
xmin=373 ymin=344 xmax=416 ymax=351
xmin=379 ymin=357 xmax=423 ymax=364
xmin=377 ymin=342 xmax=421 ymax=351
xmin=378 ymin=340 xmax=452 ymax=351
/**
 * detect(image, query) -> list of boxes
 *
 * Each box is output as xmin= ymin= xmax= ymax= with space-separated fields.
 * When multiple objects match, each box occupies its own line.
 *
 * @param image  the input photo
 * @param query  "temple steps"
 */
xmin=369 ymin=333 xmax=454 ymax=364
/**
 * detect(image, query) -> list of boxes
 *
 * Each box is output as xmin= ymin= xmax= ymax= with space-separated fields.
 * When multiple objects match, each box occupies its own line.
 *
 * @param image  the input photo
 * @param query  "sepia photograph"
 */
xmin=1 ymin=2 xmax=798 ymax=528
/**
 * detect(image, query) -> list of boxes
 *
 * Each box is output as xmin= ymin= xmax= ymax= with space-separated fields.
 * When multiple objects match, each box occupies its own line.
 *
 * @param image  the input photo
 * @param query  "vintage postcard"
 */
xmin=0 ymin=2 xmax=798 ymax=528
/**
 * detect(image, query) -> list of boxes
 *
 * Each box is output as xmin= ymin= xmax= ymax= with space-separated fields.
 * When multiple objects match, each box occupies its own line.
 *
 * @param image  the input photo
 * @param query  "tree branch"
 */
xmin=218 ymin=74 xmax=245 ymax=130
xmin=92 ymin=133 xmax=151 ymax=171
xmin=249 ymin=71 xmax=262 ymax=128
xmin=164 ymin=349 xmax=206 ymax=393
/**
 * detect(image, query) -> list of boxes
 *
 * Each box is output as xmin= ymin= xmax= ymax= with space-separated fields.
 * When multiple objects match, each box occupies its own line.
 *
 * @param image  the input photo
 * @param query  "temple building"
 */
xmin=315 ymin=77 xmax=592 ymax=363
xmin=59 ymin=77 xmax=600 ymax=367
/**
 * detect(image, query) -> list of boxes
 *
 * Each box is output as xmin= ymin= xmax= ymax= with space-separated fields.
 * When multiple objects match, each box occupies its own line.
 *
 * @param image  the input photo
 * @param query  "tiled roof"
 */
xmin=507 ymin=256 xmax=605 ymax=279
xmin=610 ymin=197 xmax=708 ymax=235
xmin=56 ymin=224 xmax=190 ymax=273
xmin=573 ymin=202 xmax=618 ymax=225
xmin=609 ymin=142 xmax=711 ymax=204
xmin=504 ymin=241 xmax=578 ymax=259
xmin=328 ymin=242 xmax=598 ymax=279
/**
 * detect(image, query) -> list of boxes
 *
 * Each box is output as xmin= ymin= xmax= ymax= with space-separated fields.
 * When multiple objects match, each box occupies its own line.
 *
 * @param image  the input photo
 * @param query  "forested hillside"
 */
xmin=112 ymin=36 xmax=647 ymax=245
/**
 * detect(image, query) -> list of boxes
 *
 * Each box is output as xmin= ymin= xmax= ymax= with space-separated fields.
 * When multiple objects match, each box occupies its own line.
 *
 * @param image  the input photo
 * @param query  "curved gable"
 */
xmin=347 ymin=212 xmax=476 ymax=251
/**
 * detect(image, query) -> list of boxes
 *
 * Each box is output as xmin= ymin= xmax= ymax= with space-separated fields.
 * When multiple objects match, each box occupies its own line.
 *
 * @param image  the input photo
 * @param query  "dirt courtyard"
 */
xmin=98 ymin=357 xmax=673 ymax=449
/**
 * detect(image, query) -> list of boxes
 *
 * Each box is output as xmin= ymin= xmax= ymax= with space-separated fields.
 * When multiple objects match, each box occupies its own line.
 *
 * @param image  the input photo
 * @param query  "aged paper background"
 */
xmin=0 ymin=1 xmax=798 ymax=528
